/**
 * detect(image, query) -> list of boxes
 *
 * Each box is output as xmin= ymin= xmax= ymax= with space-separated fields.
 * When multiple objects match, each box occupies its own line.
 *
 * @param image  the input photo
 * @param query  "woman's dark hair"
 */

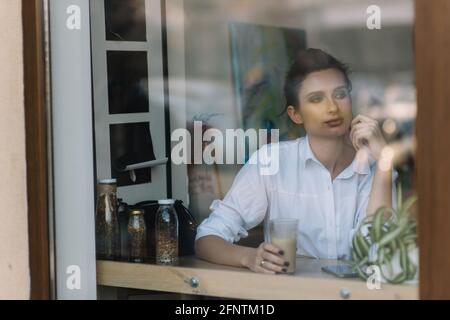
xmin=284 ymin=48 xmax=352 ymax=111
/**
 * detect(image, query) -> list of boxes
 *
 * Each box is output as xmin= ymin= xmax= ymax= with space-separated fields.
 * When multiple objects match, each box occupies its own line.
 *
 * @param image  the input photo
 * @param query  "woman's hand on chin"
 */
xmin=243 ymin=242 xmax=289 ymax=274
xmin=349 ymin=115 xmax=387 ymax=161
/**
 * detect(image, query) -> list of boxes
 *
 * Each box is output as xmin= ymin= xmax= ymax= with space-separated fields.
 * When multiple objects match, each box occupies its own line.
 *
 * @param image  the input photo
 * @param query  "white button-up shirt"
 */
xmin=196 ymin=135 xmax=398 ymax=260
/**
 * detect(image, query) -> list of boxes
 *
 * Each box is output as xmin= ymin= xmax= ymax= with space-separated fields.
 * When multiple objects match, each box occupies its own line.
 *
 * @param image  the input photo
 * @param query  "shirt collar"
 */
xmin=302 ymin=135 xmax=320 ymax=169
xmin=301 ymin=135 xmax=373 ymax=178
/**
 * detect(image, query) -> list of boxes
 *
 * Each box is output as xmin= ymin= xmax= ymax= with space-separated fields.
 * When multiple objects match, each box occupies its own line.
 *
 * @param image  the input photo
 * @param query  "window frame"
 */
xmin=23 ymin=0 xmax=450 ymax=300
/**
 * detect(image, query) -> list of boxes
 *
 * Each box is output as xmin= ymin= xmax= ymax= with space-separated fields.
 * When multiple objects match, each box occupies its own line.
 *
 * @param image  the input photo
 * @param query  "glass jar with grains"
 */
xmin=155 ymin=199 xmax=179 ymax=265
xmin=95 ymin=179 xmax=120 ymax=260
xmin=128 ymin=209 xmax=147 ymax=263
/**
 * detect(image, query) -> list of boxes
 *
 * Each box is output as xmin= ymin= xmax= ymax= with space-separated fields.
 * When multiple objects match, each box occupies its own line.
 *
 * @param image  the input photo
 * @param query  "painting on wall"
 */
xmin=229 ymin=22 xmax=307 ymax=147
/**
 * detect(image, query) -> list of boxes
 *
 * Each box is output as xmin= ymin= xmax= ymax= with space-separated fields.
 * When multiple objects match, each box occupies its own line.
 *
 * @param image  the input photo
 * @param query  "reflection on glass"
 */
xmin=104 ymin=0 xmax=147 ymax=41
xmin=179 ymin=0 xmax=416 ymax=224
xmin=107 ymin=51 xmax=149 ymax=114
xmin=229 ymin=22 xmax=307 ymax=160
xmin=109 ymin=122 xmax=156 ymax=187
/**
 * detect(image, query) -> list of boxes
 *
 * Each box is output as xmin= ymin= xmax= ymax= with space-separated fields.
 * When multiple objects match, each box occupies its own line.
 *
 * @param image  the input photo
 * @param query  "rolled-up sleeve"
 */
xmin=195 ymin=151 xmax=269 ymax=243
xmin=349 ymin=167 xmax=399 ymax=247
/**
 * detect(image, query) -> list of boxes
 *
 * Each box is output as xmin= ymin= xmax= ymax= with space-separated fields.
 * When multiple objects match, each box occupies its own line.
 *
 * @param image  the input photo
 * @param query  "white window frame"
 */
xmin=49 ymin=0 xmax=188 ymax=299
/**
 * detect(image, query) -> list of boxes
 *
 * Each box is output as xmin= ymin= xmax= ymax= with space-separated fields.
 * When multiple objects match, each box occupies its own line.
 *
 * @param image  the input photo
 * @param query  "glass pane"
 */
xmin=180 ymin=0 xmax=415 ymax=210
xmin=104 ymin=0 xmax=147 ymax=41
xmin=109 ymin=122 xmax=156 ymax=187
xmin=107 ymin=51 xmax=149 ymax=114
xmin=173 ymin=0 xmax=417 ymax=273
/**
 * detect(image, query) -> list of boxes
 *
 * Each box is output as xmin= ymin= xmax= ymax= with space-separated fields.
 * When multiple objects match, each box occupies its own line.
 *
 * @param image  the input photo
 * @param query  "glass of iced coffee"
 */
xmin=269 ymin=218 xmax=298 ymax=274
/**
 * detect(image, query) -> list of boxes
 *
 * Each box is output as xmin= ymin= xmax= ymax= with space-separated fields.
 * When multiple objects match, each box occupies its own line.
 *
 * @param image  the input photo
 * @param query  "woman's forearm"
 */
xmin=366 ymin=164 xmax=393 ymax=217
xmin=195 ymin=235 xmax=255 ymax=268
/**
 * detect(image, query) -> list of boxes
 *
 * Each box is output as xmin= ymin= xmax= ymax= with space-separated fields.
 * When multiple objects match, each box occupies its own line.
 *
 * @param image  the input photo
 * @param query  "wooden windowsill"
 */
xmin=96 ymin=256 xmax=417 ymax=300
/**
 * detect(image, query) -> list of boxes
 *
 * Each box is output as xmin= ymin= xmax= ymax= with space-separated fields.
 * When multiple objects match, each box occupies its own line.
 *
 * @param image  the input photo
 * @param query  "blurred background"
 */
xmin=164 ymin=0 xmax=415 ymax=223
xmin=90 ymin=0 xmax=416 ymax=244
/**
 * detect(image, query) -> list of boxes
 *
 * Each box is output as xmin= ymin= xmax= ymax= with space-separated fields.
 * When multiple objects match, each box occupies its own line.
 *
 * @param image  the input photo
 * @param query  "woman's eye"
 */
xmin=309 ymin=96 xmax=323 ymax=103
xmin=334 ymin=90 xmax=348 ymax=99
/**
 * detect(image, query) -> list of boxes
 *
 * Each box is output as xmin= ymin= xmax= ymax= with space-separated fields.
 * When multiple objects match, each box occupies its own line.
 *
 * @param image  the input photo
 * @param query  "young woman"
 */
xmin=195 ymin=48 xmax=397 ymax=274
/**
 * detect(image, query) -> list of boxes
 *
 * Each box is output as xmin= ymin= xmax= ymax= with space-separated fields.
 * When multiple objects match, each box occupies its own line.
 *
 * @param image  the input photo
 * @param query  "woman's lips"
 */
xmin=325 ymin=118 xmax=343 ymax=127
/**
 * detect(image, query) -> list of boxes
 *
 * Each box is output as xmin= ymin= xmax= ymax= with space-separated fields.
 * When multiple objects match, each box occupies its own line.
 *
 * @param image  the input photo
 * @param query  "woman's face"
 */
xmin=287 ymin=68 xmax=353 ymax=138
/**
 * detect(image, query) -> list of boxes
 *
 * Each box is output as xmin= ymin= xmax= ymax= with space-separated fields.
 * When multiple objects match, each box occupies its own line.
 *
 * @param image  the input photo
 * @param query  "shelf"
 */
xmin=96 ymin=256 xmax=418 ymax=300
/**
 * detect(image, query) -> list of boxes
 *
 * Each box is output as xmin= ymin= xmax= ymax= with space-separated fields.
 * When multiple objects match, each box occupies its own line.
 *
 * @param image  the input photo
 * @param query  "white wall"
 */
xmin=0 ymin=0 xmax=30 ymax=299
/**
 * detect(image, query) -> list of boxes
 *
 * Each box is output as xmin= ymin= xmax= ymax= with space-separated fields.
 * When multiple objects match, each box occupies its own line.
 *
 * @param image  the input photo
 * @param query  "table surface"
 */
xmin=96 ymin=256 xmax=418 ymax=300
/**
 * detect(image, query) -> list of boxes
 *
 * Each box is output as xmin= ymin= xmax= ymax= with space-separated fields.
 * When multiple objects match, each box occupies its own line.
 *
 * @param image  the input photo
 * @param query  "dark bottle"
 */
xmin=95 ymin=179 xmax=120 ymax=260
xmin=117 ymin=198 xmax=129 ymax=261
xmin=128 ymin=209 xmax=147 ymax=263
